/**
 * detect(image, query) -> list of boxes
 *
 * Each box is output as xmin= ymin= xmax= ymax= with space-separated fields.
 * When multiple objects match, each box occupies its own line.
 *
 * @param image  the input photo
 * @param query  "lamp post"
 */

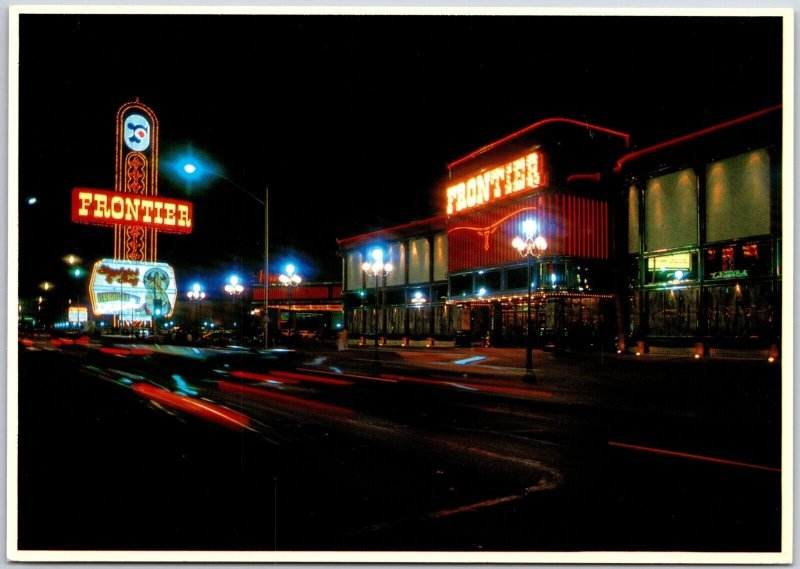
xmin=279 ymin=264 xmax=302 ymax=335
xmin=181 ymin=161 xmax=269 ymax=349
xmin=186 ymin=282 xmax=206 ymax=334
xmin=512 ymin=219 xmax=548 ymax=383
xmin=224 ymin=275 xmax=244 ymax=344
xmin=362 ymin=248 xmax=393 ymax=361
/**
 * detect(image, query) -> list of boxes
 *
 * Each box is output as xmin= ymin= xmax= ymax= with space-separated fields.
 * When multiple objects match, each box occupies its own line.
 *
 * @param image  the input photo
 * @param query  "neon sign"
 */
xmin=89 ymin=259 xmax=177 ymax=319
xmin=71 ymin=188 xmax=193 ymax=234
xmin=446 ymin=151 xmax=545 ymax=215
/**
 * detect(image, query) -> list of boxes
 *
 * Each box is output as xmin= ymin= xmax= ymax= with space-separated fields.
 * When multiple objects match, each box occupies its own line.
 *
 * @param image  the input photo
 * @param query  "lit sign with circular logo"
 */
xmin=124 ymin=113 xmax=151 ymax=151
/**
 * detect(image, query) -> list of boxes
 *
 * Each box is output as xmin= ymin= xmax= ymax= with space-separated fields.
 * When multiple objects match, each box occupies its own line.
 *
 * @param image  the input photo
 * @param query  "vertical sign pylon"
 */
xmin=114 ymin=99 xmax=159 ymax=262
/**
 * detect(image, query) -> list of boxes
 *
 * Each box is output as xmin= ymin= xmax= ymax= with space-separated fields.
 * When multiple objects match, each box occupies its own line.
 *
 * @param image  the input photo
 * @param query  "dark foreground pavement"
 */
xmin=12 ymin=340 xmax=786 ymax=558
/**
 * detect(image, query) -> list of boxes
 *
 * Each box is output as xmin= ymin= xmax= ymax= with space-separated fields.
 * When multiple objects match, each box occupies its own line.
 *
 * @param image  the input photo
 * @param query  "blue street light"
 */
xmin=167 ymin=148 xmax=270 ymax=348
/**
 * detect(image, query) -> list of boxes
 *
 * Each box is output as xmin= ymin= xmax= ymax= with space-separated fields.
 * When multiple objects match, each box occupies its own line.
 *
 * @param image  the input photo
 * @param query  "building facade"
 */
xmin=337 ymin=106 xmax=783 ymax=353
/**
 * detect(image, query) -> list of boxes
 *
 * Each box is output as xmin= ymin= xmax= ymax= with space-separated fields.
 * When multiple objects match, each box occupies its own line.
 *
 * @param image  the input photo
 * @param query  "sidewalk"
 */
xmin=321 ymin=344 xmax=783 ymax=419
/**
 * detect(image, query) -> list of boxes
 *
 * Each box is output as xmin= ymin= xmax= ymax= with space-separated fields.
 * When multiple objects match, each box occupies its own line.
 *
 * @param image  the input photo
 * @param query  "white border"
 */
xmin=6 ymin=5 xmax=795 ymax=565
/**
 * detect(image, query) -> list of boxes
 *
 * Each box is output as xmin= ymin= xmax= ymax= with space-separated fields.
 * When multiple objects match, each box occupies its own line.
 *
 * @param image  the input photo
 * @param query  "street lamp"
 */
xmin=224 ymin=275 xmax=244 ymax=343
xmin=512 ymin=219 xmax=548 ymax=383
xmin=180 ymin=159 xmax=269 ymax=349
xmin=186 ymin=282 xmax=206 ymax=333
xmin=279 ymin=264 xmax=302 ymax=335
xmin=362 ymin=248 xmax=393 ymax=360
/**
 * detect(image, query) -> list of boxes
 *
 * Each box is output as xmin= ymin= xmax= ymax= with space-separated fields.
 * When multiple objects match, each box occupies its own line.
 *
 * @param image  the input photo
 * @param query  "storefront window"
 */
xmin=450 ymin=273 xmax=473 ymax=297
xmin=704 ymin=242 xmax=771 ymax=281
xmin=506 ymin=266 xmax=529 ymax=290
xmin=646 ymin=287 xmax=699 ymax=337
xmin=704 ymin=282 xmax=775 ymax=339
xmin=645 ymin=252 xmax=697 ymax=285
xmin=475 ymin=270 xmax=501 ymax=293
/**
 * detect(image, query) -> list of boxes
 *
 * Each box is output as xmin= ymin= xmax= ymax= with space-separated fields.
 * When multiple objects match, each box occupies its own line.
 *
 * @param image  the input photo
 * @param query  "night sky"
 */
xmin=15 ymin=11 xmax=784 ymax=302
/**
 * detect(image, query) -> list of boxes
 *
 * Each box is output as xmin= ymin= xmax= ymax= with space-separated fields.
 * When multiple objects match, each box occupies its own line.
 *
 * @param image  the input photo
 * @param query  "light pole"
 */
xmin=512 ymin=219 xmax=548 ymax=383
xmin=279 ymin=264 xmax=302 ymax=336
xmin=181 ymin=161 xmax=269 ymax=349
xmin=362 ymin=248 xmax=393 ymax=361
xmin=224 ymin=275 xmax=244 ymax=344
xmin=186 ymin=283 xmax=206 ymax=335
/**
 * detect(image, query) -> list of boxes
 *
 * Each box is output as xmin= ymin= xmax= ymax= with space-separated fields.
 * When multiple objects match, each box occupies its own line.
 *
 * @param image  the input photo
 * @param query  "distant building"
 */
xmin=337 ymin=106 xmax=783 ymax=355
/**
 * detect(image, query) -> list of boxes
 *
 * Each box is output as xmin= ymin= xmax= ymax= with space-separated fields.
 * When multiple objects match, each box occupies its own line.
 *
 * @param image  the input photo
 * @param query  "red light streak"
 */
xmin=218 ymin=381 xmax=354 ymax=416
xmin=99 ymin=346 xmax=154 ymax=356
xmin=272 ymin=369 xmax=354 ymax=386
xmin=380 ymin=373 xmax=553 ymax=399
xmin=132 ymin=382 xmax=252 ymax=430
xmin=229 ymin=370 xmax=300 ymax=384
xmin=608 ymin=441 xmax=781 ymax=473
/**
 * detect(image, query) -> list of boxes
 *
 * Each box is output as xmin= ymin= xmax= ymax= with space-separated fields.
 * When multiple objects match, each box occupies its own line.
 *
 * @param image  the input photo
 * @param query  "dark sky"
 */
xmin=16 ymin=12 xmax=784 ymax=300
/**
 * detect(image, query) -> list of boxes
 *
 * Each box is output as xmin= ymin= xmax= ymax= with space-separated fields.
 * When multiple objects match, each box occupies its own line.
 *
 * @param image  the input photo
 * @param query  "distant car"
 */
xmin=199 ymin=331 xmax=236 ymax=347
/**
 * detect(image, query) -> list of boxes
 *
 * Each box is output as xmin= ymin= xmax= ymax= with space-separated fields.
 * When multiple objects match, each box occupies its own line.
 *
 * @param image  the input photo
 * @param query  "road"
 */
xmin=14 ymin=338 xmax=783 ymax=553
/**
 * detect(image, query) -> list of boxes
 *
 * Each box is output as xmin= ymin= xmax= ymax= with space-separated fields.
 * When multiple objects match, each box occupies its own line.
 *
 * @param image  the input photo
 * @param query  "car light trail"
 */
xmin=229 ymin=370 xmax=300 ymax=384
xmin=217 ymin=381 xmax=355 ymax=417
xmin=132 ymin=382 xmax=252 ymax=431
xmin=279 ymin=369 xmax=354 ymax=386
xmin=380 ymin=373 xmax=553 ymax=399
xmin=451 ymin=356 xmax=486 ymax=365
xmin=608 ymin=441 xmax=781 ymax=473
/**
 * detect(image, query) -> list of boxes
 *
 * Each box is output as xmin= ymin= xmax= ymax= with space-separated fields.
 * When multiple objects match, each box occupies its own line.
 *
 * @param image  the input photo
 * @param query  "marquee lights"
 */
xmin=71 ymin=188 xmax=193 ymax=234
xmin=446 ymin=151 xmax=545 ymax=215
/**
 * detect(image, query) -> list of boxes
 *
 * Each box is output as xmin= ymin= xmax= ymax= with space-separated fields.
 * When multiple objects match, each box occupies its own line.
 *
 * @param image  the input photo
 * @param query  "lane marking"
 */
xmin=608 ymin=441 xmax=781 ymax=473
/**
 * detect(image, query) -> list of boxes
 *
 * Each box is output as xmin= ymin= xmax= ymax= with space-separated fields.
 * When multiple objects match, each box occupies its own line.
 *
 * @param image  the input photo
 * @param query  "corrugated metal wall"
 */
xmin=447 ymin=193 xmax=608 ymax=273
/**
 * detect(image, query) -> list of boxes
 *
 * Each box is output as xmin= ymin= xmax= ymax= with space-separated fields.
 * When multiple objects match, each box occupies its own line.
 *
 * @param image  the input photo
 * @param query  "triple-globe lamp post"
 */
xmin=278 ymin=264 xmax=302 ymax=335
xmin=362 ymin=249 xmax=393 ymax=357
xmin=512 ymin=219 xmax=548 ymax=383
xmin=224 ymin=275 xmax=244 ymax=343
xmin=186 ymin=283 xmax=206 ymax=332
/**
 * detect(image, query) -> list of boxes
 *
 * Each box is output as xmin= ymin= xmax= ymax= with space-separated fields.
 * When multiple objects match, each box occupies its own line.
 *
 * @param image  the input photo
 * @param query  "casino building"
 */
xmin=337 ymin=105 xmax=783 ymax=355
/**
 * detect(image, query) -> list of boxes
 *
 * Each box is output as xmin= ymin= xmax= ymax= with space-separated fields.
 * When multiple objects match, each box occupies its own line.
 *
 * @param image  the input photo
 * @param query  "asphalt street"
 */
xmin=14 ymin=338 xmax=784 ymax=553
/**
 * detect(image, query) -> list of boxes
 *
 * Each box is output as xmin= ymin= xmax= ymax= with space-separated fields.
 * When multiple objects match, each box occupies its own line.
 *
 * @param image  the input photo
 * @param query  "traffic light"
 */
xmin=154 ymin=298 xmax=163 ymax=317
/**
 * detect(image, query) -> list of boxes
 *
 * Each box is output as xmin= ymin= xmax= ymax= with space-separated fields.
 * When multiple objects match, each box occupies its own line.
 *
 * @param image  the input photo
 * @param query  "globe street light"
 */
xmin=179 ymin=159 xmax=269 ymax=349
xmin=186 ymin=282 xmax=206 ymax=334
xmin=279 ymin=264 xmax=302 ymax=335
xmin=512 ymin=219 xmax=548 ymax=383
xmin=224 ymin=275 xmax=244 ymax=343
xmin=362 ymin=248 xmax=393 ymax=361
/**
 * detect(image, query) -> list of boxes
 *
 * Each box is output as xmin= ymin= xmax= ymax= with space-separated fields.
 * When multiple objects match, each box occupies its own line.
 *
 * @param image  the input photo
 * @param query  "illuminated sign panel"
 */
xmin=71 ymin=188 xmax=193 ymax=234
xmin=446 ymin=151 xmax=545 ymax=215
xmin=89 ymin=259 xmax=178 ymax=319
xmin=68 ymin=306 xmax=88 ymax=323
xmin=647 ymin=252 xmax=692 ymax=271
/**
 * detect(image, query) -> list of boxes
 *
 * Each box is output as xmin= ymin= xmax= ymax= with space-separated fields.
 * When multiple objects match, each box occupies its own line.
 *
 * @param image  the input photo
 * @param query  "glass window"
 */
xmin=704 ymin=282 xmax=776 ymax=338
xmin=506 ymin=266 xmax=529 ymax=290
xmin=449 ymin=273 xmax=473 ymax=297
xmin=646 ymin=287 xmax=699 ymax=336
xmin=645 ymin=169 xmax=697 ymax=251
xmin=475 ymin=270 xmax=501 ymax=293
xmin=705 ymin=242 xmax=771 ymax=280
xmin=706 ymin=149 xmax=771 ymax=242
